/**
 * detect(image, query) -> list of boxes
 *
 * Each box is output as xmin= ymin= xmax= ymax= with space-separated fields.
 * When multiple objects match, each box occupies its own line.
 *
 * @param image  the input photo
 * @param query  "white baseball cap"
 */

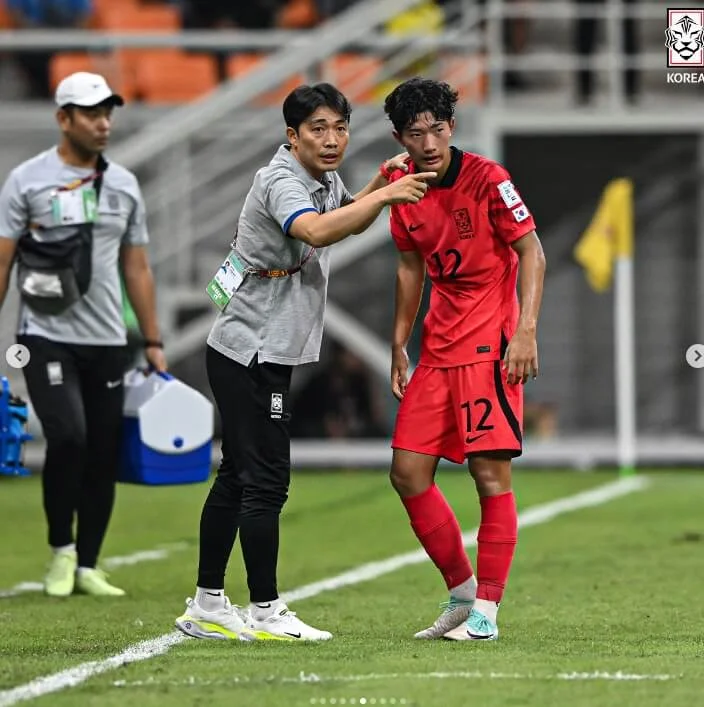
xmin=55 ymin=72 xmax=124 ymax=108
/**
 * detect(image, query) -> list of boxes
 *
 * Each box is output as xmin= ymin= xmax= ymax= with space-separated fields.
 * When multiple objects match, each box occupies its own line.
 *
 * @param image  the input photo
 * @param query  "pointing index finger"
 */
xmin=413 ymin=172 xmax=438 ymax=182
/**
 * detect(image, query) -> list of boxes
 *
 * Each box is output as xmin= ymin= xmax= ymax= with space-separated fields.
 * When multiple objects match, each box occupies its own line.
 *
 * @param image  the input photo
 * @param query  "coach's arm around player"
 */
xmin=503 ymin=231 xmax=546 ymax=386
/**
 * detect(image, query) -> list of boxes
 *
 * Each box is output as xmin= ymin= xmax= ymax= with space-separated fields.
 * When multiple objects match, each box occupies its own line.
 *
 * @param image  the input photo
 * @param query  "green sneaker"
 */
xmin=44 ymin=549 xmax=77 ymax=597
xmin=75 ymin=568 xmax=126 ymax=597
xmin=444 ymin=608 xmax=499 ymax=641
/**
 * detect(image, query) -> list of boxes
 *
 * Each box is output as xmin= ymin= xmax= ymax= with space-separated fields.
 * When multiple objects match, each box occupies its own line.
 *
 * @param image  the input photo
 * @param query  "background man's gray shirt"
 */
xmin=0 ymin=147 xmax=149 ymax=345
xmin=208 ymin=145 xmax=353 ymax=367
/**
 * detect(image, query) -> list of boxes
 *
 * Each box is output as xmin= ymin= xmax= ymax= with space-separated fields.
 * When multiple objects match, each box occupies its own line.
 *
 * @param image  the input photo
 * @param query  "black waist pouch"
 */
xmin=16 ymin=224 xmax=93 ymax=315
xmin=15 ymin=159 xmax=106 ymax=316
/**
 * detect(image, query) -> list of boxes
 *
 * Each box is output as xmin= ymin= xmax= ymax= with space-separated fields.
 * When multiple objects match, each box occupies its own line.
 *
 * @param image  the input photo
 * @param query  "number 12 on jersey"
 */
xmin=431 ymin=249 xmax=462 ymax=279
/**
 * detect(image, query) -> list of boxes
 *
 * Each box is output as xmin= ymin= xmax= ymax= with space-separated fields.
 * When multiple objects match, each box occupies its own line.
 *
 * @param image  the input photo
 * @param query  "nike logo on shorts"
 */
xmin=466 ymin=433 xmax=487 ymax=444
xmin=106 ymin=379 xmax=122 ymax=389
xmin=409 ymin=223 xmax=423 ymax=232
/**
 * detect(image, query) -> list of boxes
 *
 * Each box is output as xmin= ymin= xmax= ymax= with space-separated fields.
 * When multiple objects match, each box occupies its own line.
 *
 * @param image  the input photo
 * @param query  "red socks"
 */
xmin=476 ymin=491 xmax=518 ymax=603
xmin=402 ymin=486 xmax=518 ymax=603
xmin=402 ymin=484 xmax=473 ymax=590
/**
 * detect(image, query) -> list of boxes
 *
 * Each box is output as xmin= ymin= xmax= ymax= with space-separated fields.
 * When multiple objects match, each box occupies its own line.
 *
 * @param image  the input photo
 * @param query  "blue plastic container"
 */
xmin=118 ymin=369 xmax=213 ymax=485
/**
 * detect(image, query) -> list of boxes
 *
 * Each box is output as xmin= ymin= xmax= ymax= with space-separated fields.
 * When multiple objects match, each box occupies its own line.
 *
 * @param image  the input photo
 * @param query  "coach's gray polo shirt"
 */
xmin=0 ymin=147 xmax=148 ymax=345
xmin=207 ymin=144 xmax=353 ymax=367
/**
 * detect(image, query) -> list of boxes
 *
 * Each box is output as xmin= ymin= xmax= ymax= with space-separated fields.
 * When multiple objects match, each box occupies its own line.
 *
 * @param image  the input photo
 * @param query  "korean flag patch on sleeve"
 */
xmin=497 ymin=180 xmax=521 ymax=208
xmin=512 ymin=205 xmax=530 ymax=223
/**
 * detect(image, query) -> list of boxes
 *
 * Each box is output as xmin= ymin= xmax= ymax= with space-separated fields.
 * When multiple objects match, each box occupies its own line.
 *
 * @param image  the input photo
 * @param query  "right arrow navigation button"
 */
xmin=686 ymin=344 xmax=704 ymax=369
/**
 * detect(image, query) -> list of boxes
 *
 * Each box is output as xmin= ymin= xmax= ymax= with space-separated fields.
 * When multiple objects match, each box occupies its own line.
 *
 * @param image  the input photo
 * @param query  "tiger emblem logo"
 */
xmin=666 ymin=12 xmax=704 ymax=66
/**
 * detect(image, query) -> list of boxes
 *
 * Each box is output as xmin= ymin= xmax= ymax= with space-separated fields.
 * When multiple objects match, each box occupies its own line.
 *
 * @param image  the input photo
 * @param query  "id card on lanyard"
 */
xmin=206 ymin=252 xmax=248 ymax=310
xmin=50 ymin=173 xmax=101 ymax=226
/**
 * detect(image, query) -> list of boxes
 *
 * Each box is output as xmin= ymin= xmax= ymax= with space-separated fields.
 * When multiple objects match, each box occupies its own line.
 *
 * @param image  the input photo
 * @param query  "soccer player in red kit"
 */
xmin=383 ymin=78 xmax=546 ymax=640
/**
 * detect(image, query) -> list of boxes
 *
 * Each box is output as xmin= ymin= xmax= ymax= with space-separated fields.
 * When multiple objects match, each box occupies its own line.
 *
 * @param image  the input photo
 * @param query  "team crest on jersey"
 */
xmin=452 ymin=208 xmax=474 ymax=239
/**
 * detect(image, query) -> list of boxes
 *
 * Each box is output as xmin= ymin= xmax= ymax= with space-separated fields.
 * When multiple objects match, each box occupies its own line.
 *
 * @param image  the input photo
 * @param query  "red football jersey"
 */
xmin=390 ymin=147 xmax=536 ymax=368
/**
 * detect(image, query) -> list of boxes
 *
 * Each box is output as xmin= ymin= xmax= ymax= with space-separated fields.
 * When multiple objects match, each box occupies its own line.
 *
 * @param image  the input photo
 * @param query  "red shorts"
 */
xmin=392 ymin=362 xmax=523 ymax=464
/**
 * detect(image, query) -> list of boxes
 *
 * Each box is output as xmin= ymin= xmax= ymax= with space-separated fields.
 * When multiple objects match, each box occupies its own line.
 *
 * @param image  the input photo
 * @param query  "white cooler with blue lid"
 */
xmin=119 ymin=369 xmax=213 ymax=485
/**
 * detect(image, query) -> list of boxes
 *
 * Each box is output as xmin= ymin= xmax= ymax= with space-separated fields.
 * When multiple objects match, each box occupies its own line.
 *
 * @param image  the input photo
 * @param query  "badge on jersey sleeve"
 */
xmin=512 ymin=205 xmax=531 ymax=223
xmin=497 ymin=180 xmax=521 ymax=208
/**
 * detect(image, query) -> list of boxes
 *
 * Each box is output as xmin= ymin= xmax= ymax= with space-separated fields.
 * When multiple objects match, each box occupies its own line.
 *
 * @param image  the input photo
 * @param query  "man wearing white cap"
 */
xmin=0 ymin=72 xmax=166 ymax=597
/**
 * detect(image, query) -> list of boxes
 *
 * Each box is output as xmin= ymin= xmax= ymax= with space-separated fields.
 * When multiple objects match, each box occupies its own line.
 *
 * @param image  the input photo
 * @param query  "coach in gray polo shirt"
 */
xmin=175 ymin=83 xmax=434 ymax=642
xmin=0 ymin=72 xmax=165 ymax=598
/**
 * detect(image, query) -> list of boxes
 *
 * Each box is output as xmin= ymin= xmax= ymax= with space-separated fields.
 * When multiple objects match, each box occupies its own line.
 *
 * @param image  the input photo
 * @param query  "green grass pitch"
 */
xmin=1 ymin=468 xmax=703 ymax=706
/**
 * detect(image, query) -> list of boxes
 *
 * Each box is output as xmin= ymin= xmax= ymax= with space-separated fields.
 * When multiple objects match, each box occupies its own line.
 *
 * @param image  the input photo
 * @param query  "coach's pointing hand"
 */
xmin=383 ymin=172 xmax=436 ymax=205
xmin=391 ymin=344 xmax=410 ymax=401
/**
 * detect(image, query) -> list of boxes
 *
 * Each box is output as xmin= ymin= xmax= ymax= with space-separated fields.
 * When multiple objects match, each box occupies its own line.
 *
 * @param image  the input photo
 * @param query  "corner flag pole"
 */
xmin=574 ymin=178 xmax=637 ymax=476
xmin=613 ymin=179 xmax=636 ymax=476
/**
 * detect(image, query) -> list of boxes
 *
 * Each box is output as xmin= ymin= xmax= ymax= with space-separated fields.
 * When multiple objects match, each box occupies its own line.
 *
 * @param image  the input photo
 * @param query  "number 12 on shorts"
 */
xmin=461 ymin=398 xmax=494 ymax=444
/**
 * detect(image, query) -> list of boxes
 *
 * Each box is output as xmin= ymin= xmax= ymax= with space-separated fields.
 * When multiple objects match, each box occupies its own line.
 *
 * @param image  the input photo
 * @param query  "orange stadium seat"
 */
xmin=439 ymin=53 xmax=487 ymax=103
xmin=322 ymin=53 xmax=381 ymax=104
xmin=94 ymin=1 xmax=182 ymax=98
xmin=95 ymin=2 xmax=181 ymax=94
xmin=49 ymin=53 xmax=94 ymax=93
xmin=113 ymin=47 xmax=180 ymax=98
xmin=135 ymin=52 xmax=218 ymax=104
xmin=226 ymin=53 xmax=305 ymax=106
xmin=90 ymin=0 xmax=140 ymax=28
xmin=0 ymin=0 xmax=13 ymax=28
xmin=278 ymin=0 xmax=319 ymax=29
xmin=96 ymin=3 xmax=181 ymax=31
xmin=49 ymin=52 xmax=137 ymax=102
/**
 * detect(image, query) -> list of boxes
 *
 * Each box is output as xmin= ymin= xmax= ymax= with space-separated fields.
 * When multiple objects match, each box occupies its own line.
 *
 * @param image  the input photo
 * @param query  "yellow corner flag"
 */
xmin=574 ymin=178 xmax=634 ymax=292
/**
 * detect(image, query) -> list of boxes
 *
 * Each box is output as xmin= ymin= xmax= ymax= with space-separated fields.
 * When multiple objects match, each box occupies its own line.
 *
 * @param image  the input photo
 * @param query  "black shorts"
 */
xmin=206 ymin=346 xmax=293 ymax=493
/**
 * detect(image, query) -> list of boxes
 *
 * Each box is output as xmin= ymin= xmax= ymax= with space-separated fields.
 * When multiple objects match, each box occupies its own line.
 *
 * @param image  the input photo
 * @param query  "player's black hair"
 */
xmin=283 ymin=83 xmax=352 ymax=132
xmin=383 ymin=77 xmax=459 ymax=134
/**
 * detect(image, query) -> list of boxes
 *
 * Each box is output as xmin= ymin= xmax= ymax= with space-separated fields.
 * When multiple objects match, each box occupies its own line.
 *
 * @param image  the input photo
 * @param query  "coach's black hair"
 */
xmin=283 ymin=83 xmax=352 ymax=132
xmin=383 ymin=77 xmax=458 ymax=134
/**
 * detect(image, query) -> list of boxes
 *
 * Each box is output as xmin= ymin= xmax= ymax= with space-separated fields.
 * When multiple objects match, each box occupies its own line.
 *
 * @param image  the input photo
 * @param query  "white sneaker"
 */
xmin=414 ymin=596 xmax=475 ymax=639
xmin=245 ymin=603 xmax=332 ymax=641
xmin=175 ymin=597 xmax=256 ymax=641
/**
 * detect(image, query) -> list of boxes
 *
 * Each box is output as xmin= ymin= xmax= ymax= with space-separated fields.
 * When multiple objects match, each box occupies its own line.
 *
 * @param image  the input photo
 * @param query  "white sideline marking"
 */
xmin=108 ymin=669 xmax=681 ymax=688
xmin=0 ymin=543 xmax=189 ymax=599
xmin=0 ymin=582 xmax=43 ymax=598
xmin=0 ymin=476 xmax=649 ymax=707
xmin=0 ymin=634 xmax=185 ymax=707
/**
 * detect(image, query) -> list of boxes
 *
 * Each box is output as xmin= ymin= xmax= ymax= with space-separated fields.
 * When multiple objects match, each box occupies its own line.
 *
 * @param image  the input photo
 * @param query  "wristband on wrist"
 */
xmin=144 ymin=340 xmax=163 ymax=349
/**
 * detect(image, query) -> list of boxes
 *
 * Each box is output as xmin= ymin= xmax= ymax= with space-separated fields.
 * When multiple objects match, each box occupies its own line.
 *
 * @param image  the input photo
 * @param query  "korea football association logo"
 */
xmin=452 ymin=208 xmax=474 ymax=239
xmin=666 ymin=9 xmax=704 ymax=67
xmin=270 ymin=393 xmax=283 ymax=419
